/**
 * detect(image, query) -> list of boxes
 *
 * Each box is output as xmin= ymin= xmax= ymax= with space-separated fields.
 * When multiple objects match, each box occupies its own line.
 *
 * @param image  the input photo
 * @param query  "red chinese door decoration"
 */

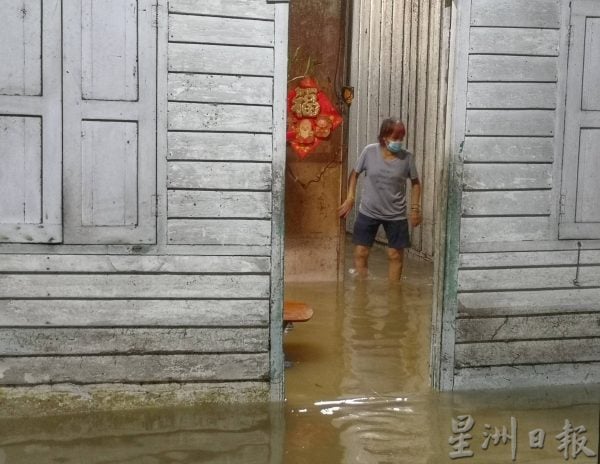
xmin=286 ymin=76 xmax=343 ymax=159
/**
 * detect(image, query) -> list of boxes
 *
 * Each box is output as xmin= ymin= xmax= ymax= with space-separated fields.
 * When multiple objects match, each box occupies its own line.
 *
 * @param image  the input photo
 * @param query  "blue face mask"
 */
xmin=386 ymin=140 xmax=403 ymax=153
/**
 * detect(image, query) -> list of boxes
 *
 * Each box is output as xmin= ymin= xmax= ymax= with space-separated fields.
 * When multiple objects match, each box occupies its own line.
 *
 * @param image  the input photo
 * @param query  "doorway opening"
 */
xmin=283 ymin=0 xmax=455 ymax=396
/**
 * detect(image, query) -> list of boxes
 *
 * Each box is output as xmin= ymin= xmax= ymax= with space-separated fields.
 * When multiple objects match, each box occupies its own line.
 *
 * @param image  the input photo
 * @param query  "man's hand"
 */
xmin=409 ymin=208 xmax=422 ymax=227
xmin=338 ymin=197 xmax=355 ymax=218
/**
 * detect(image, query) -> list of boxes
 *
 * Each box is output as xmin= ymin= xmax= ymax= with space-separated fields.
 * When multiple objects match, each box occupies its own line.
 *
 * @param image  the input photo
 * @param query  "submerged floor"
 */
xmin=0 ymin=245 xmax=598 ymax=463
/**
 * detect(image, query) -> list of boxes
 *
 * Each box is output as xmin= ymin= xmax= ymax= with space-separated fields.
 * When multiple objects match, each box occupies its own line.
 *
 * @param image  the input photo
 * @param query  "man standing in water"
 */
xmin=338 ymin=119 xmax=422 ymax=280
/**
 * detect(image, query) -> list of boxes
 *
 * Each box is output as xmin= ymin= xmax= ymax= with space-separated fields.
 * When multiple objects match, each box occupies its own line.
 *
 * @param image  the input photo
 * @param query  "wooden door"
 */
xmin=560 ymin=0 xmax=600 ymax=239
xmin=63 ymin=0 xmax=157 ymax=244
xmin=0 ymin=0 xmax=62 ymax=243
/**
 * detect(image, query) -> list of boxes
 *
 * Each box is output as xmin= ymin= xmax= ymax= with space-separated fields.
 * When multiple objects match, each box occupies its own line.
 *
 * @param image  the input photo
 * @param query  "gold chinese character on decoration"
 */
xmin=291 ymin=87 xmax=320 ymax=118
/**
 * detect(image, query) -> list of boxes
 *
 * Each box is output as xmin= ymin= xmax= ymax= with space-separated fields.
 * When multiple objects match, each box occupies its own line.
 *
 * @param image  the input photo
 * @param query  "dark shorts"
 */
xmin=352 ymin=212 xmax=410 ymax=249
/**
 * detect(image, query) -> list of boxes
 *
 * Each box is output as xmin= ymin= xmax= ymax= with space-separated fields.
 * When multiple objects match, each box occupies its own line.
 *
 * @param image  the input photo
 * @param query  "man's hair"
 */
xmin=378 ymin=119 xmax=406 ymax=146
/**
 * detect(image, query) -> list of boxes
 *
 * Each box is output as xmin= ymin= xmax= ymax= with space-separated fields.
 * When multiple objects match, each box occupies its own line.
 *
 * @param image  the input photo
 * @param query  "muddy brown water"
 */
xmin=0 ymin=246 xmax=597 ymax=463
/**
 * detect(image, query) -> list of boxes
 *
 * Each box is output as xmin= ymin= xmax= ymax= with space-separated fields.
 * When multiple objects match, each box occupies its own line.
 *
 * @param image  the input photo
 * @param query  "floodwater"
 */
xmin=0 ymin=245 xmax=598 ymax=463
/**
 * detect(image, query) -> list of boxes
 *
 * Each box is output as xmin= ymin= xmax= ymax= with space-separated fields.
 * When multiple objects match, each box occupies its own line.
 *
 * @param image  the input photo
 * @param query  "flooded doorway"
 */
xmin=284 ymin=0 xmax=454 ymax=393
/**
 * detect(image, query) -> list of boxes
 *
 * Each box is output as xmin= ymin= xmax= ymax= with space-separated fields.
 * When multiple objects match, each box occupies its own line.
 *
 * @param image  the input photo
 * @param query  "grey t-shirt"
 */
xmin=354 ymin=143 xmax=419 ymax=220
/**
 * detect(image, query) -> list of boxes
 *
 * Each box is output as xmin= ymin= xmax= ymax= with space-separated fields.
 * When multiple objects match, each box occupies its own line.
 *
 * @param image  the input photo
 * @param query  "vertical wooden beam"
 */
xmin=270 ymin=2 xmax=289 ymax=402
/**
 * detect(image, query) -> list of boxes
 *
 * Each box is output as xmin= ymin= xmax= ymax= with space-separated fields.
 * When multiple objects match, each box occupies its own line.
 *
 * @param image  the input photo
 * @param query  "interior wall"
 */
xmin=284 ymin=0 xmax=350 ymax=282
xmin=346 ymin=0 xmax=453 ymax=260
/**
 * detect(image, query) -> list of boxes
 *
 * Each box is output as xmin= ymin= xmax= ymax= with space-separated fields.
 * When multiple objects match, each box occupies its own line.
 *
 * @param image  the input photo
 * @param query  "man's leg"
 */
xmin=354 ymin=245 xmax=371 ymax=277
xmin=387 ymin=247 xmax=404 ymax=281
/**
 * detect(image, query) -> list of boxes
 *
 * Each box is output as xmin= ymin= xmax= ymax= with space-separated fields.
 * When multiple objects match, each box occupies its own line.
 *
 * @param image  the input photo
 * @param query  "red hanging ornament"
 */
xmin=286 ymin=76 xmax=342 ymax=159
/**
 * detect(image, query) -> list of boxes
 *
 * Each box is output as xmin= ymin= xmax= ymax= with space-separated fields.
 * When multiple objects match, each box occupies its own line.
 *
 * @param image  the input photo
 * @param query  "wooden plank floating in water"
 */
xmin=0 ymin=299 xmax=269 ymax=327
xmin=470 ymin=0 xmax=560 ymax=28
xmin=283 ymin=301 xmax=313 ymax=323
xmin=455 ymin=338 xmax=600 ymax=367
xmin=168 ymin=43 xmax=274 ymax=76
xmin=0 ymin=274 xmax=270 ymax=299
xmin=456 ymin=313 xmax=600 ymax=342
xmin=0 ymin=353 xmax=270 ymax=384
xmin=0 ymin=328 xmax=269 ymax=355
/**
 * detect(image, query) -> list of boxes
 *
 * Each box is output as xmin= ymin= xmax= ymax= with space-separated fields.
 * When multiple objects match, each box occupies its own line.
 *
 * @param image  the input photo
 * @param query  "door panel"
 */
xmin=0 ymin=0 xmax=62 ymax=243
xmin=63 ymin=0 xmax=156 ymax=244
xmin=559 ymin=0 xmax=600 ymax=239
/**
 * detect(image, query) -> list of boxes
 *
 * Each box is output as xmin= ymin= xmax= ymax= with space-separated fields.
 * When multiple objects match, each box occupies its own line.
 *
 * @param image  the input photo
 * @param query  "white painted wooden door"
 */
xmin=63 ymin=0 xmax=157 ymax=244
xmin=0 ymin=0 xmax=62 ymax=243
xmin=560 ymin=0 xmax=600 ymax=239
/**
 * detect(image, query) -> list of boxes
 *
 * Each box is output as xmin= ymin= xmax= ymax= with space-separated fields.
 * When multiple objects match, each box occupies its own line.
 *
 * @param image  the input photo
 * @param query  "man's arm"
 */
xmin=338 ymin=169 xmax=359 ymax=218
xmin=409 ymin=178 xmax=422 ymax=227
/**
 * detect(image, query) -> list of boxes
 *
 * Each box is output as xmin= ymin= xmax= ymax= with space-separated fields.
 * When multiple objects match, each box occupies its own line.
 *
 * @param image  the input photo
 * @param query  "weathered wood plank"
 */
xmin=0 ymin=299 xmax=269 ymax=327
xmin=470 ymin=0 xmax=560 ymax=28
xmin=460 ymin=217 xmax=552 ymax=243
xmin=462 ymin=137 xmax=554 ymax=162
xmin=463 ymin=164 xmax=552 ymax=190
xmin=0 ymin=328 xmax=268 ymax=355
xmin=168 ymin=0 xmax=275 ymax=20
xmin=462 ymin=190 xmax=551 ymax=216
xmin=459 ymin=250 xmax=600 ymax=268
xmin=168 ymin=102 xmax=272 ymax=133
xmin=455 ymin=338 xmax=600 ymax=367
xmin=454 ymin=362 xmax=600 ymax=389
xmin=168 ymin=132 xmax=272 ymax=162
xmin=0 ymin=354 xmax=269 ymax=384
xmin=0 ymin=1 xmax=41 ymax=96
xmin=456 ymin=314 xmax=600 ymax=342
xmin=467 ymin=83 xmax=557 ymax=109
xmin=168 ymin=219 xmax=271 ymax=246
xmin=167 ymin=162 xmax=271 ymax=191
xmin=458 ymin=266 xmax=600 ymax=291
xmin=168 ymin=43 xmax=274 ymax=76
xmin=468 ymin=55 xmax=557 ymax=82
xmin=0 ymin=117 xmax=42 ymax=224
xmin=469 ymin=28 xmax=559 ymax=56
xmin=466 ymin=110 xmax=555 ymax=136
xmin=169 ymin=14 xmax=274 ymax=47
xmin=168 ymin=191 xmax=272 ymax=218
xmin=458 ymin=288 xmax=600 ymax=317
xmin=0 ymin=275 xmax=270 ymax=298
xmin=168 ymin=74 xmax=272 ymax=105
xmin=0 ymin=254 xmax=270 ymax=273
